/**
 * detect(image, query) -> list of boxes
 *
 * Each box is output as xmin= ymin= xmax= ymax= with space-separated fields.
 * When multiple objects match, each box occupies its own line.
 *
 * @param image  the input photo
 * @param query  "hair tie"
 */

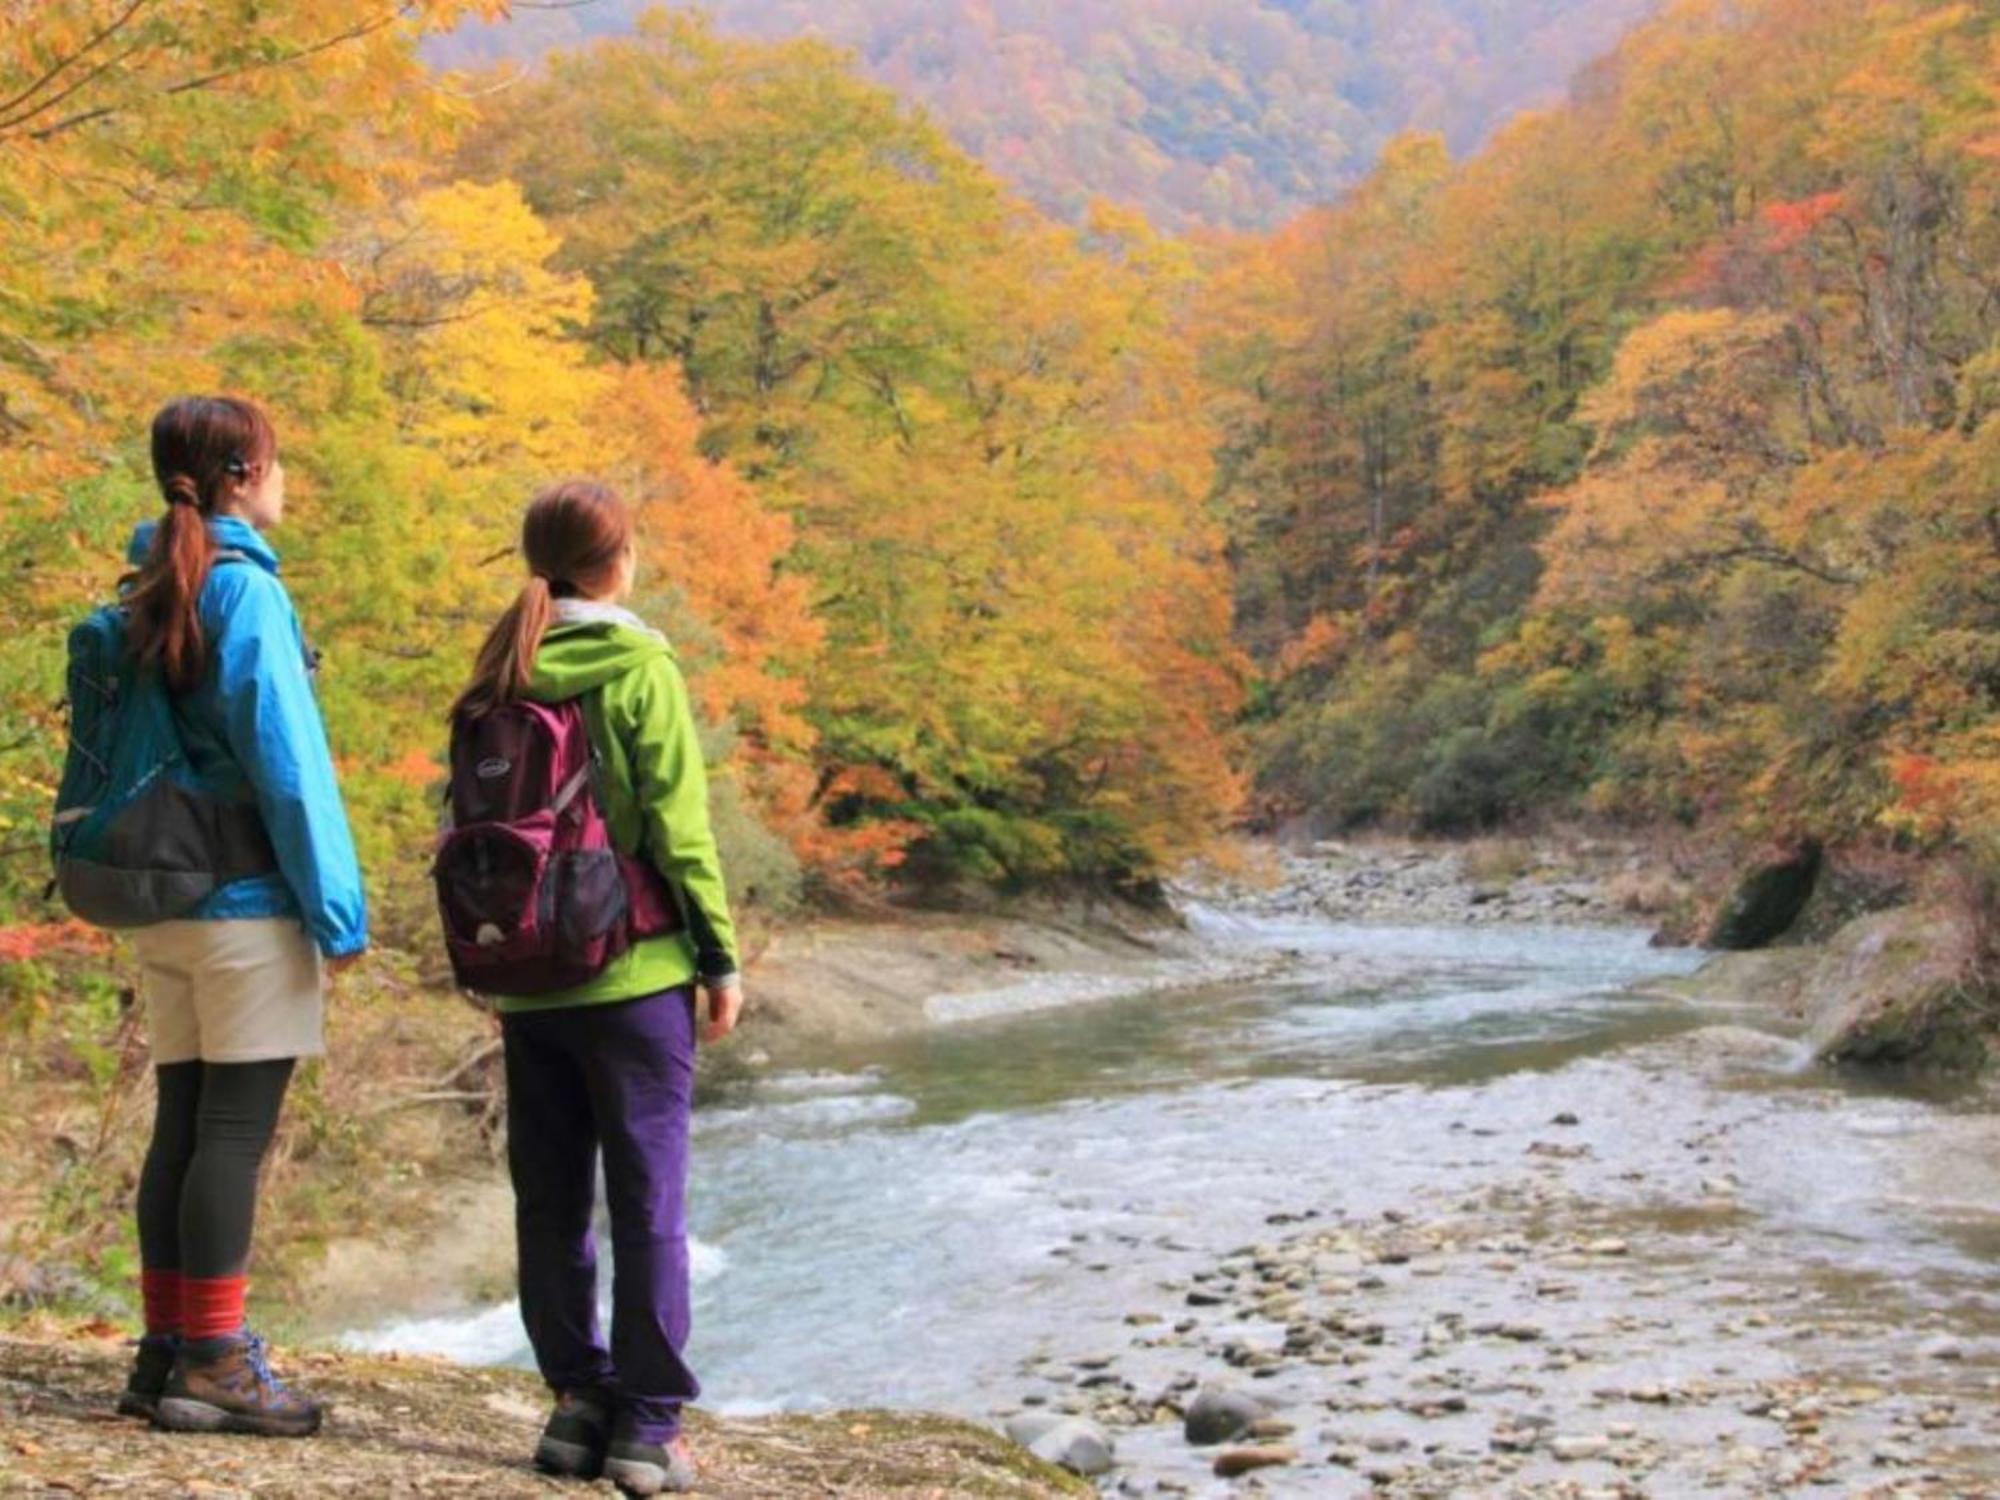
xmin=164 ymin=475 xmax=200 ymax=508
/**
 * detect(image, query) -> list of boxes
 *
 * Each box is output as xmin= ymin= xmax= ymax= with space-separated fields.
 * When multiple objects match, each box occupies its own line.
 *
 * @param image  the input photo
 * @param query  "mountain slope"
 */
xmin=427 ymin=0 xmax=1659 ymax=230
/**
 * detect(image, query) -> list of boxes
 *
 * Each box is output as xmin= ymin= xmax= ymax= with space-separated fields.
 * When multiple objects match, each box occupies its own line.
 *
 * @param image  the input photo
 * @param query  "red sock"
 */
xmin=140 ymin=1269 xmax=183 ymax=1337
xmin=181 ymin=1275 xmax=248 ymax=1341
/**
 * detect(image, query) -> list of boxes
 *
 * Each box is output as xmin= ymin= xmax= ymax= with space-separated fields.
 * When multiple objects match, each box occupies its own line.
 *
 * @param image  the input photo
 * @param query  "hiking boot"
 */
xmin=533 ymin=1387 xmax=613 ymax=1478
xmin=153 ymin=1330 xmax=323 ymax=1437
xmin=603 ymin=1429 xmax=696 ymax=1496
xmin=115 ymin=1334 xmax=179 ymax=1419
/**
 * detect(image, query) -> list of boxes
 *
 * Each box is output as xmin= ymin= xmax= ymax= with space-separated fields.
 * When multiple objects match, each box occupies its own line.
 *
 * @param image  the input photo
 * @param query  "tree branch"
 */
xmin=15 ymin=4 xmax=413 ymax=143
xmin=0 ymin=0 xmax=154 ymax=124
xmin=1666 ymin=543 xmax=1861 ymax=588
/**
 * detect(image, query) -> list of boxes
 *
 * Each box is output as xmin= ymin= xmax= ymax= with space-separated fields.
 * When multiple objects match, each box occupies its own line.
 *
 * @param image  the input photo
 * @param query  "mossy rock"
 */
xmin=1804 ymin=908 xmax=1995 ymax=1073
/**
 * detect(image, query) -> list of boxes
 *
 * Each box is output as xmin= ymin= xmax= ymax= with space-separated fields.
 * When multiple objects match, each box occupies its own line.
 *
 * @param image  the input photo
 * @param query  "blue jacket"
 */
xmin=125 ymin=516 xmax=368 ymax=958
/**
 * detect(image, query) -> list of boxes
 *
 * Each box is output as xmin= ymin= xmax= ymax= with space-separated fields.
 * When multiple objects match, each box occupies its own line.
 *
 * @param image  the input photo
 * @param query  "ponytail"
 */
xmin=453 ymin=479 xmax=633 ymax=721
xmin=126 ymin=395 xmax=277 ymax=691
xmin=124 ymin=476 xmax=218 ymax=693
xmin=454 ymin=576 xmax=554 ymax=720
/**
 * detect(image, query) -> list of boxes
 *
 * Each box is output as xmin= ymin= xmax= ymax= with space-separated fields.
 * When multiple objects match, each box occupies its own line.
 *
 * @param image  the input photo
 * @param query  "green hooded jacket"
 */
xmin=492 ymin=610 xmax=739 ymax=1014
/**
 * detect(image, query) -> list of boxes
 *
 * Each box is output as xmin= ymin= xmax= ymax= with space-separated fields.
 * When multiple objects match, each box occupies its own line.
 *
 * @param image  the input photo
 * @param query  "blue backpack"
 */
xmin=48 ymin=555 xmax=276 ymax=927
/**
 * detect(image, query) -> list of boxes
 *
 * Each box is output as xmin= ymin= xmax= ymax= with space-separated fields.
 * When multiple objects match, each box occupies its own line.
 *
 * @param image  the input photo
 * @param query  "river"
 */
xmin=349 ymin=906 xmax=2000 ymax=1494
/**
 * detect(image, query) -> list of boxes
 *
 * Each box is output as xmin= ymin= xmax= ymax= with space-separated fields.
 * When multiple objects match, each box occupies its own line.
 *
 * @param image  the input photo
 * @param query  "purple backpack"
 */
xmin=433 ymin=698 xmax=680 ymax=996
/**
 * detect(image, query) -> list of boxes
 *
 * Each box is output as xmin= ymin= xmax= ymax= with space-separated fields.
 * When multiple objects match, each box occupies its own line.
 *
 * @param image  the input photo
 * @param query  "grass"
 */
xmin=0 ymin=942 xmax=497 ymax=1335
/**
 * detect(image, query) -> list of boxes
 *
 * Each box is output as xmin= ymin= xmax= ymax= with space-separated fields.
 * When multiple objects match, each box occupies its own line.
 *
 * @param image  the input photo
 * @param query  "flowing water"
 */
xmin=351 ymin=908 xmax=2000 ymax=1492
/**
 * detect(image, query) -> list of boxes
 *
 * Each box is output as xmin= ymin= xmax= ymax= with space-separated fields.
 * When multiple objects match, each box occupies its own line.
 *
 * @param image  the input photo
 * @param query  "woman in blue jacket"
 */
xmin=115 ymin=396 xmax=367 ymax=1438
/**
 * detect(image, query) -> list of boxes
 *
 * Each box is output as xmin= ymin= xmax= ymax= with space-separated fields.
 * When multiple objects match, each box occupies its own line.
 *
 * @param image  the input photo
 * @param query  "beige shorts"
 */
xmin=132 ymin=918 xmax=325 ymax=1065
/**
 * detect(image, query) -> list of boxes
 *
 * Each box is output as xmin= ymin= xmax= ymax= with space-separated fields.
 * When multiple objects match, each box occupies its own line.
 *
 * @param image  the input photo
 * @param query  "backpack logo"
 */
xmin=475 ymin=757 xmax=512 ymax=779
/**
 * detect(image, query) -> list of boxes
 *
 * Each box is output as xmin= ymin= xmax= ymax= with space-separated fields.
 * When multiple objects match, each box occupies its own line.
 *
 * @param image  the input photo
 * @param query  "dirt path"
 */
xmin=0 ymin=1334 xmax=1085 ymax=1498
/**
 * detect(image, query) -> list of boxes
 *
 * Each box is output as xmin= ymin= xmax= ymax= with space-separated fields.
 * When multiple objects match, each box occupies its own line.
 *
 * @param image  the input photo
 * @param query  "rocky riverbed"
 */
xmin=1171 ymin=834 xmax=1688 ymax=933
xmin=983 ymin=1016 xmax=2000 ymax=1498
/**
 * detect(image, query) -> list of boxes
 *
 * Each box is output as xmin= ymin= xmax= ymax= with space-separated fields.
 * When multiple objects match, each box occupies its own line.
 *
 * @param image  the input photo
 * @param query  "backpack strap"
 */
xmin=550 ymin=760 xmax=593 ymax=818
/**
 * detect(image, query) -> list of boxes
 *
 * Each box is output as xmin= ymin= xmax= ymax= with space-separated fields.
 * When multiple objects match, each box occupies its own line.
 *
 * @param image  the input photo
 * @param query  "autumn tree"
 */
xmin=463 ymin=16 xmax=1246 ymax=886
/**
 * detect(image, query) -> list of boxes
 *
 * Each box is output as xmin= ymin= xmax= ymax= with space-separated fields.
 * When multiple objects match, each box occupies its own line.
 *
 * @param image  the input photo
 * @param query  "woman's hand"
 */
xmin=701 ymin=975 xmax=744 ymax=1043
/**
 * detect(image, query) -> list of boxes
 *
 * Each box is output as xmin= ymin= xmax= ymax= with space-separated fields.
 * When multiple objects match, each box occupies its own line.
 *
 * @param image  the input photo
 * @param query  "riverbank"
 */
xmin=742 ymin=893 xmax=1258 ymax=1065
xmin=0 ymin=1329 xmax=1086 ymax=1497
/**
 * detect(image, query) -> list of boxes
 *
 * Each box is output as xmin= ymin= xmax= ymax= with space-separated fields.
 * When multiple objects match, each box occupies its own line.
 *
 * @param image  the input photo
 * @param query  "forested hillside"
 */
xmin=1204 ymin=0 xmax=2000 ymax=872
xmin=424 ymin=0 xmax=1659 ymax=230
xmin=2 ymin=0 xmax=1995 ymax=953
xmin=0 ymin=3 xmax=1242 ymax=945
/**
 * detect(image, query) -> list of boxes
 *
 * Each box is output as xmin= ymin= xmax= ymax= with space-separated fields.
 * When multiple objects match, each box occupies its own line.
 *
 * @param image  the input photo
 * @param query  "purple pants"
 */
xmin=502 ymin=986 xmax=699 ymax=1443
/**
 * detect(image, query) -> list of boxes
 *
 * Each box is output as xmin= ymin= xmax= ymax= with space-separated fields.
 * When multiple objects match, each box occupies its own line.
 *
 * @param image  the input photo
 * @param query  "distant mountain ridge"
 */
xmin=427 ymin=0 xmax=1661 ymax=230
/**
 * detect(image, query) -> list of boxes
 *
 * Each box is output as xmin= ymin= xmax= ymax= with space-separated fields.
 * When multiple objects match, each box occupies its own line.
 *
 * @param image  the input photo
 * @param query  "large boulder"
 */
xmin=1640 ymin=902 xmax=1994 ymax=1072
xmin=1805 ymin=907 xmax=1994 ymax=1072
xmin=1704 ymin=841 xmax=1822 ymax=949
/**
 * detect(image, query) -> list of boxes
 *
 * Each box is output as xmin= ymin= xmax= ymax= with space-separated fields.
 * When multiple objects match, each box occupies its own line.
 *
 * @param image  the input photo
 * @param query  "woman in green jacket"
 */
xmin=454 ymin=480 xmax=742 ymax=1496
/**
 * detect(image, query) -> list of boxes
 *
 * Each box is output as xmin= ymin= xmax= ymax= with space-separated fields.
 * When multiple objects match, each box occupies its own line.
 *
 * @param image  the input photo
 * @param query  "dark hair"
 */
xmin=124 ymin=396 xmax=278 ymax=692
xmin=454 ymin=480 xmax=634 ymax=719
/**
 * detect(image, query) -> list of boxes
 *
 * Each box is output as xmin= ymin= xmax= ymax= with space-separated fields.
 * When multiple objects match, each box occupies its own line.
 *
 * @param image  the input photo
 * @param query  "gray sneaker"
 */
xmin=603 ymin=1430 xmax=696 ymax=1496
xmin=533 ymin=1388 xmax=613 ymax=1478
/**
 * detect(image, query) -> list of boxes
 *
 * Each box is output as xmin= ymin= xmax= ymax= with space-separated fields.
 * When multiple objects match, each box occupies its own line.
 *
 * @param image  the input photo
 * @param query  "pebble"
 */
xmin=1183 ymin=1387 xmax=1266 ymax=1446
xmin=1212 ymin=1444 xmax=1298 ymax=1477
xmin=1552 ymin=1434 xmax=1613 ymax=1461
xmin=1026 ymin=1417 xmax=1116 ymax=1477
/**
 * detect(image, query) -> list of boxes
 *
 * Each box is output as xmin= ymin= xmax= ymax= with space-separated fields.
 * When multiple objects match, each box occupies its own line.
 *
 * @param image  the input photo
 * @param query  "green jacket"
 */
xmin=492 ymin=610 xmax=739 ymax=1014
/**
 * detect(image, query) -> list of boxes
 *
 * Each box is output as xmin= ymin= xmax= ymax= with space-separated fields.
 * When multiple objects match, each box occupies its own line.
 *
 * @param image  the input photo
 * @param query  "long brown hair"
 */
xmin=454 ymin=480 xmax=634 ymax=719
xmin=124 ymin=396 xmax=278 ymax=692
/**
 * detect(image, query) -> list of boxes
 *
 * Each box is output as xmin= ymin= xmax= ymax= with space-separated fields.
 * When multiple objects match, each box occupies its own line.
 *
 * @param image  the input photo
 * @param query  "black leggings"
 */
xmin=136 ymin=1060 xmax=294 ymax=1278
